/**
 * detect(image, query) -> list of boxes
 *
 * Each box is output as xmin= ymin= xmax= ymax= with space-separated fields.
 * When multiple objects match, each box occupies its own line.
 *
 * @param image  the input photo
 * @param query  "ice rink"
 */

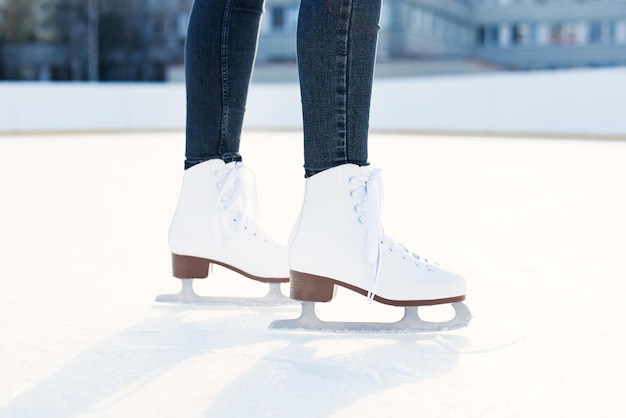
xmin=1 ymin=130 xmax=625 ymax=417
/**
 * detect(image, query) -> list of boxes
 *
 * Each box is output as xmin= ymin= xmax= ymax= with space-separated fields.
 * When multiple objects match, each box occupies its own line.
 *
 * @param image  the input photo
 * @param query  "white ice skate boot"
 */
xmin=271 ymin=164 xmax=470 ymax=331
xmin=156 ymin=159 xmax=291 ymax=305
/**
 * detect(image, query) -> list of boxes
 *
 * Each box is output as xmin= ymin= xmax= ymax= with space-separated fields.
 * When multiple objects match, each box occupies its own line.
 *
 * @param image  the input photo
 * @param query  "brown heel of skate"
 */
xmin=289 ymin=270 xmax=336 ymax=302
xmin=172 ymin=254 xmax=211 ymax=279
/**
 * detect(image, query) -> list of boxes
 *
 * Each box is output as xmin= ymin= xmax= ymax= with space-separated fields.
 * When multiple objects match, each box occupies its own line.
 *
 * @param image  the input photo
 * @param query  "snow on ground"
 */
xmin=0 ymin=131 xmax=625 ymax=418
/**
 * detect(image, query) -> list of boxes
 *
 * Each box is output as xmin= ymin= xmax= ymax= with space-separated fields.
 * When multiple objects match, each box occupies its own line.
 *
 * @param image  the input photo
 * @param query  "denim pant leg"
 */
xmin=298 ymin=0 xmax=382 ymax=178
xmin=184 ymin=0 xmax=264 ymax=169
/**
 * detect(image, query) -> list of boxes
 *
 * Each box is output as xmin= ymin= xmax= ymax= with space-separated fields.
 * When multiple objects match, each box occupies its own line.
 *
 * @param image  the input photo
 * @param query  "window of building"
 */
xmin=153 ymin=15 xmax=166 ymax=40
xmin=536 ymin=23 xmax=550 ymax=46
xmin=272 ymin=7 xmax=285 ymax=31
xmin=607 ymin=21 xmax=616 ymax=44
xmin=562 ymin=23 xmax=577 ymax=45
xmin=588 ymin=21 xmax=617 ymax=45
xmin=550 ymin=23 xmax=562 ymax=45
xmin=616 ymin=20 xmax=626 ymax=44
xmin=477 ymin=26 xmax=485 ymax=45
xmin=589 ymin=21 xmax=603 ymax=44
xmin=260 ymin=4 xmax=297 ymax=34
xmin=550 ymin=23 xmax=570 ymax=45
xmin=477 ymin=25 xmax=499 ymax=47
xmin=512 ymin=23 xmax=532 ymax=46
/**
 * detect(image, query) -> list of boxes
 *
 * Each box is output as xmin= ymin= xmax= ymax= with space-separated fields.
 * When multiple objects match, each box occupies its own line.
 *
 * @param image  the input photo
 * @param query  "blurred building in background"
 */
xmin=0 ymin=0 xmax=193 ymax=81
xmin=473 ymin=0 xmax=626 ymax=70
xmin=259 ymin=0 xmax=626 ymax=71
xmin=0 ymin=0 xmax=624 ymax=81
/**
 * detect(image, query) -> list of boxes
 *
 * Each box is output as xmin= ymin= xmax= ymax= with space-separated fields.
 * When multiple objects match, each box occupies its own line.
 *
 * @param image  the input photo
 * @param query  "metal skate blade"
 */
xmin=155 ymin=280 xmax=297 ymax=306
xmin=269 ymin=301 xmax=472 ymax=333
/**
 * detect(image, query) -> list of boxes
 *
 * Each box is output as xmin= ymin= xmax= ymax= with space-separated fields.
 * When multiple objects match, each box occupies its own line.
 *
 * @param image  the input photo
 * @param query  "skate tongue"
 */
xmin=215 ymin=162 xmax=260 ymax=240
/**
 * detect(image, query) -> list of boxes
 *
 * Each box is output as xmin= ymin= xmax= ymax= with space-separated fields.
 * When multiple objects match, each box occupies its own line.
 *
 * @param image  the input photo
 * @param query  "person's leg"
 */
xmin=184 ymin=0 xmax=264 ymax=169
xmin=297 ymin=0 xmax=381 ymax=178
xmin=167 ymin=0 xmax=289 ymax=295
xmin=288 ymin=0 xmax=467 ymax=311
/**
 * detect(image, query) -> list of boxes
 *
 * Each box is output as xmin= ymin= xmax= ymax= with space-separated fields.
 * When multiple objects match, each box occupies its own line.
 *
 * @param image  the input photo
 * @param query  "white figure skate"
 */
xmin=270 ymin=164 xmax=471 ymax=331
xmin=156 ymin=159 xmax=294 ymax=305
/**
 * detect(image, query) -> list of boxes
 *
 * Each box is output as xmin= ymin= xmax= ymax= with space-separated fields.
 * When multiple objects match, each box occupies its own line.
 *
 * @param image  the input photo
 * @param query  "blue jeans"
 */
xmin=184 ymin=0 xmax=381 ymax=177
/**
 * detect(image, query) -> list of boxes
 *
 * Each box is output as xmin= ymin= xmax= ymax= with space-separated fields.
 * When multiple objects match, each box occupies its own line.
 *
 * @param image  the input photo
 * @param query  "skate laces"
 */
xmin=215 ymin=162 xmax=260 ymax=239
xmin=382 ymin=234 xmax=433 ymax=269
xmin=351 ymin=169 xmax=435 ymax=302
xmin=350 ymin=168 xmax=383 ymax=302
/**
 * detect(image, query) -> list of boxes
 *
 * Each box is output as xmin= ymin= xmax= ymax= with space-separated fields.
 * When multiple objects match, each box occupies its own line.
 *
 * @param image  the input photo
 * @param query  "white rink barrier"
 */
xmin=0 ymin=83 xmax=186 ymax=132
xmin=1 ymin=67 xmax=625 ymax=137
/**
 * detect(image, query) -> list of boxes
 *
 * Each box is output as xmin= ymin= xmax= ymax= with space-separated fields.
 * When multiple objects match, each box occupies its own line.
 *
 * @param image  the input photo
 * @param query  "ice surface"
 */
xmin=1 ymin=131 xmax=625 ymax=417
